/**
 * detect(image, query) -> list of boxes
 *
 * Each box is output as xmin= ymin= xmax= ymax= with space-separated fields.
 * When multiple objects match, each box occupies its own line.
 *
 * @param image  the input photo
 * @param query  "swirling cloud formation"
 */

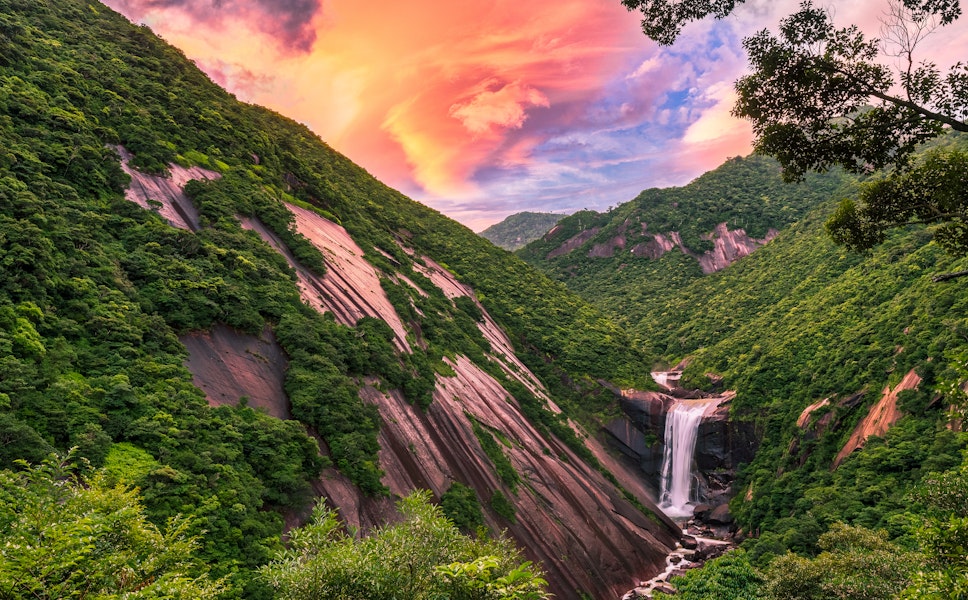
xmin=101 ymin=0 xmax=968 ymax=229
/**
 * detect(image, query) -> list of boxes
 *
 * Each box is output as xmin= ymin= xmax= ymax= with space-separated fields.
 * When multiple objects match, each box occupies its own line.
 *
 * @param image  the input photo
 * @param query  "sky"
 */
xmin=101 ymin=0 xmax=968 ymax=231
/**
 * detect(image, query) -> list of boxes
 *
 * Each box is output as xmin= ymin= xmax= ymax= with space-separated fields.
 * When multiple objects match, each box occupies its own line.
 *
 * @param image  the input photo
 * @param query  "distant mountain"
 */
xmin=479 ymin=211 xmax=566 ymax=250
xmin=518 ymin=155 xmax=847 ymax=346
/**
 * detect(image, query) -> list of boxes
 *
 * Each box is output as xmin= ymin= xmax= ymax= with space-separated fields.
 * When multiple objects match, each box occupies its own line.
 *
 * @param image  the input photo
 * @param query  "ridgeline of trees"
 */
xmin=517 ymin=155 xmax=847 ymax=349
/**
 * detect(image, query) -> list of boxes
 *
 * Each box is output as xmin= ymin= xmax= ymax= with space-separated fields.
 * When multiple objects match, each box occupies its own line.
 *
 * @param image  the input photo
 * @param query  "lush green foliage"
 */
xmin=902 ymin=463 xmax=968 ymax=598
xmin=762 ymin=523 xmax=917 ymax=600
xmin=0 ymin=0 xmax=666 ymax=595
xmin=755 ymin=472 xmax=968 ymax=600
xmin=827 ymin=144 xmax=968 ymax=255
xmin=440 ymin=481 xmax=486 ymax=533
xmin=654 ymin=550 xmax=762 ymax=600
xmin=479 ymin=212 xmax=566 ymax=251
xmin=471 ymin=418 xmax=521 ymax=492
xmin=489 ymin=490 xmax=518 ymax=523
xmin=0 ymin=455 xmax=226 ymax=598
xmin=260 ymin=491 xmax=549 ymax=599
xmin=519 ymin=155 xmax=846 ymax=351
xmin=659 ymin=460 xmax=968 ymax=598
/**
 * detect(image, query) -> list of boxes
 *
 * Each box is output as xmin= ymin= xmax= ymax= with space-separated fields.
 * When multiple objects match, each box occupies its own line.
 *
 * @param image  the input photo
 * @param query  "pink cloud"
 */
xmin=103 ymin=0 xmax=322 ymax=53
xmin=449 ymin=80 xmax=550 ymax=137
xmin=103 ymin=0 xmax=968 ymax=230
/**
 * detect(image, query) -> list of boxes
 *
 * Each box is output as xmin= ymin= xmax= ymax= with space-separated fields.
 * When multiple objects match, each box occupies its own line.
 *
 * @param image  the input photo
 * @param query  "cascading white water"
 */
xmin=659 ymin=401 xmax=709 ymax=518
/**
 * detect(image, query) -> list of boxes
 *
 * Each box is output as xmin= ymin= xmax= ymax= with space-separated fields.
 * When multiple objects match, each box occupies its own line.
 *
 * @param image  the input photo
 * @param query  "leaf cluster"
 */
xmin=734 ymin=1 xmax=967 ymax=182
xmin=260 ymin=491 xmax=549 ymax=600
xmin=0 ymin=455 xmax=226 ymax=598
xmin=827 ymin=146 xmax=968 ymax=254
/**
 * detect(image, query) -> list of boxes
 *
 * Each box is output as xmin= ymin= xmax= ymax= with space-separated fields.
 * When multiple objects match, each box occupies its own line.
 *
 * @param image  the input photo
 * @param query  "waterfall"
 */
xmin=659 ymin=401 xmax=708 ymax=518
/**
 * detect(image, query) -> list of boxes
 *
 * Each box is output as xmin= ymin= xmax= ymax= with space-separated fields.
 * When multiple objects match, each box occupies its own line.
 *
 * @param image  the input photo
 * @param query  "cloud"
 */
xmin=195 ymin=58 xmax=276 ymax=97
xmin=105 ymin=0 xmax=322 ymax=52
xmin=110 ymin=0 xmax=957 ymax=231
xmin=449 ymin=80 xmax=550 ymax=137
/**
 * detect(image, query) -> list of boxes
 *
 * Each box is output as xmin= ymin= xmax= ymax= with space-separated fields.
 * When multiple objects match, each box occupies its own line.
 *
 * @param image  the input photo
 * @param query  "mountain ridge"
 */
xmin=518 ymin=154 xmax=848 ymax=348
xmin=479 ymin=211 xmax=566 ymax=250
xmin=0 ymin=1 xmax=679 ymax=597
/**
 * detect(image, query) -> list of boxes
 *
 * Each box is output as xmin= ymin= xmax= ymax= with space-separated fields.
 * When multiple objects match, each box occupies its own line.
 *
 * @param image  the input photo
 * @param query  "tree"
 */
xmin=622 ymin=0 xmax=962 ymax=47
xmin=0 ymin=454 xmax=226 ymax=599
xmin=739 ymin=1 xmax=968 ymax=259
xmin=621 ymin=0 xmax=747 ymax=46
xmin=653 ymin=549 xmax=764 ymax=600
xmin=826 ymin=147 xmax=968 ymax=255
xmin=625 ymin=0 xmax=968 ymax=257
xmin=901 ymin=464 xmax=968 ymax=598
xmin=762 ymin=523 xmax=918 ymax=600
xmin=260 ymin=491 xmax=549 ymax=600
xmin=733 ymin=1 xmax=967 ymax=183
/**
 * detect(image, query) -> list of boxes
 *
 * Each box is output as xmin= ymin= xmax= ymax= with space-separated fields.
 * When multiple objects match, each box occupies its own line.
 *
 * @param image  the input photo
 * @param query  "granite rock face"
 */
xmin=122 ymin=155 xmax=682 ymax=600
xmin=605 ymin=387 xmax=757 ymax=508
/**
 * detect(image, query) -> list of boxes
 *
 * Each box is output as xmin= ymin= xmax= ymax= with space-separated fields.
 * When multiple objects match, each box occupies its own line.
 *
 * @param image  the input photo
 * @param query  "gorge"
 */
xmin=3 ymin=1 xmax=968 ymax=599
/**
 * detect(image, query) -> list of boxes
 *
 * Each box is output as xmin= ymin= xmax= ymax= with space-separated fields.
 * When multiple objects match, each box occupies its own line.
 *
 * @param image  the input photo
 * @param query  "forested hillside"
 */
xmin=620 ymin=0 xmax=968 ymax=589
xmin=518 ymin=155 xmax=846 ymax=348
xmin=0 ymin=1 xmax=677 ymax=597
xmin=644 ymin=149 xmax=968 ymax=540
xmin=550 ymin=137 xmax=968 ymax=595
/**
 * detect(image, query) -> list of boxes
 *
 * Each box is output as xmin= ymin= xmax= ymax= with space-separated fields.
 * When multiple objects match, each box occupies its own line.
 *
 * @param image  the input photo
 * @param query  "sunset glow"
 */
xmin=101 ymin=0 xmax=968 ymax=230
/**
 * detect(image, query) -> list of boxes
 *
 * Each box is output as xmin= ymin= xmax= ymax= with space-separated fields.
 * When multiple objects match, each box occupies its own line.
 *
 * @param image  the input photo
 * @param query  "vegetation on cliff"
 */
xmin=518 ymin=155 xmax=847 ymax=349
xmin=0 ymin=0 xmax=664 ymax=595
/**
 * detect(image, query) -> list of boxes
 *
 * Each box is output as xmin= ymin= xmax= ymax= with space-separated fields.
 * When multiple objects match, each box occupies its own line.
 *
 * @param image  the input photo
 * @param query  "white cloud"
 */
xmin=449 ymin=80 xmax=550 ymax=137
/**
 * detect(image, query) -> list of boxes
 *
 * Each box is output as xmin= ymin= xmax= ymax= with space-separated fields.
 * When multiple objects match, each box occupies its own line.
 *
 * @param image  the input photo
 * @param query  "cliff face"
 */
xmin=695 ymin=224 xmax=779 ymax=275
xmin=131 ymin=159 xmax=679 ymax=599
xmin=548 ymin=221 xmax=778 ymax=274
xmin=833 ymin=369 xmax=922 ymax=467
xmin=605 ymin=388 xmax=757 ymax=509
xmin=116 ymin=146 xmax=218 ymax=232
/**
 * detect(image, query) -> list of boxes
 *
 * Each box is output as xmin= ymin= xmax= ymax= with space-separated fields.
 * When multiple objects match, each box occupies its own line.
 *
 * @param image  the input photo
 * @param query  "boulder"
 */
xmin=681 ymin=535 xmax=698 ymax=550
xmin=707 ymin=504 xmax=734 ymax=525
xmin=653 ymin=582 xmax=677 ymax=596
xmin=692 ymin=504 xmax=712 ymax=521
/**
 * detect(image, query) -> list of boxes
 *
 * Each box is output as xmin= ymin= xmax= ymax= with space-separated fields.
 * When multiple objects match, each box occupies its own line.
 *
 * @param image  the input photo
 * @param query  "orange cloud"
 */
xmin=449 ymin=80 xmax=550 ymax=138
xmin=103 ymin=0 xmax=968 ymax=231
xmin=105 ymin=0 xmax=649 ymax=200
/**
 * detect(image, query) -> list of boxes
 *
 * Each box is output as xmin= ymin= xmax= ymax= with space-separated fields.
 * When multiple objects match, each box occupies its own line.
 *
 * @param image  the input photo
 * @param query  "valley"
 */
xmin=0 ymin=1 xmax=967 ymax=599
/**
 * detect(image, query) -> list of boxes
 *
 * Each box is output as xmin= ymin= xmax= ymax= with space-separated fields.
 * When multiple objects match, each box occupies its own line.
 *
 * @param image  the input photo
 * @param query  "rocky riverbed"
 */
xmin=621 ymin=529 xmax=735 ymax=599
